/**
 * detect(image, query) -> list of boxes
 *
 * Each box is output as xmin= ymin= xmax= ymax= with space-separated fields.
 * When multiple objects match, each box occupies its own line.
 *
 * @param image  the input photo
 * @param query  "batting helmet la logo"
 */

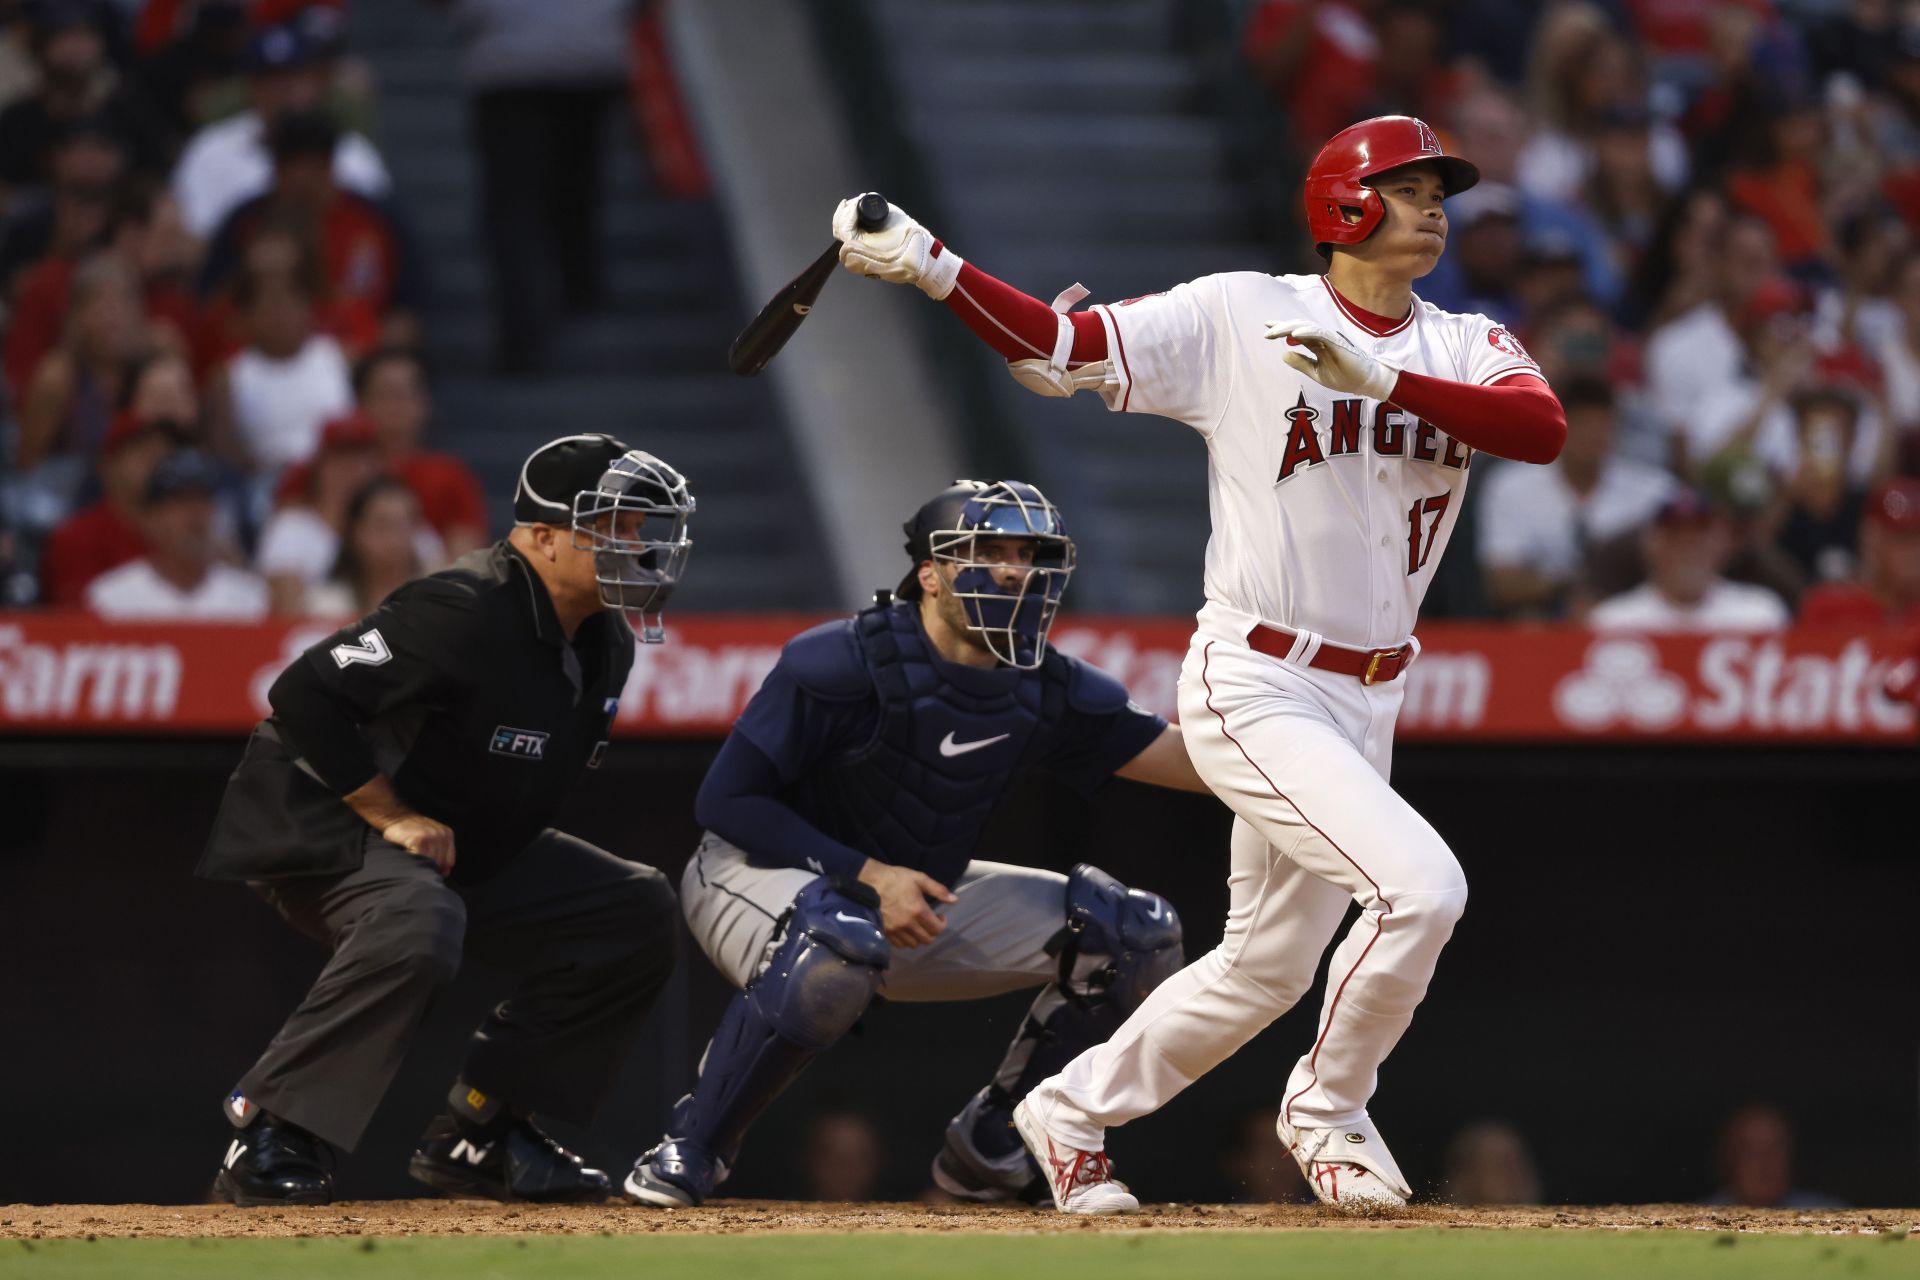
xmin=1415 ymin=119 xmax=1441 ymax=155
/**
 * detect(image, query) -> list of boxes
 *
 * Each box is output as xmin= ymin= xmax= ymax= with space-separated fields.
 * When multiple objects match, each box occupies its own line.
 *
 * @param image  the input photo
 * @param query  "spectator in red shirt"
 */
xmin=1245 ymin=1 xmax=1465 ymax=156
xmin=1725 ymin=96 xmax=1831 ymax=276
xmin=36 ymin=410 xmax=181 ymax=605
xmin=5 ymin=183 xmax=198 ymax=398
xmin=353 ymin=345 xmax=488 ymax=558
xmin=255 ymin=412 xmax=443 ymax=614
xmin=199 ymin=109 xmax=424 ymax=347
xmin=17 ymin=251 xmax=162 ymax=471
xmin=1798 ymin=477 xmax=1920 ymax=627
xmin=1244 ymin=1 xmax=1382 ymax=153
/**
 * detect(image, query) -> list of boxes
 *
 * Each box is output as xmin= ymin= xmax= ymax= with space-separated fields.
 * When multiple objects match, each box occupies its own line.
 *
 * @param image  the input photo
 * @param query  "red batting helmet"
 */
xmin=1304 ymin=115 xmax=1480 ymax=259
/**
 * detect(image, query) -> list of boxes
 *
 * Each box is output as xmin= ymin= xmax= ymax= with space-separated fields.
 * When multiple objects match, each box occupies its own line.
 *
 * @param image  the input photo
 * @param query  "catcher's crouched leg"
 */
xmin=934 ymin=864 xmax=1182 ymax=1202
xmin=627 ymin=878 xmax=888 ymax=1207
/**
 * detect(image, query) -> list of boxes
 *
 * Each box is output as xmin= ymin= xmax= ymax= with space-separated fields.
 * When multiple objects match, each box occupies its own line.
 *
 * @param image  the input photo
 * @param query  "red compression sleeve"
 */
xmin=940 ymin=256 xmax=1108 ymax=364
xmin=1386 ymin=371 xmax=1567 ymax=464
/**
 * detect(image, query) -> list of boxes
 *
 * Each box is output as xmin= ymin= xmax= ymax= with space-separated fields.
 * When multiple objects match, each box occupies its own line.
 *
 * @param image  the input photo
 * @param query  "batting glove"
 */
xmin=1263 ymin=319 xmax=1401 ymax=402
xmin=834 ymin=196 xmax=963 ymax=301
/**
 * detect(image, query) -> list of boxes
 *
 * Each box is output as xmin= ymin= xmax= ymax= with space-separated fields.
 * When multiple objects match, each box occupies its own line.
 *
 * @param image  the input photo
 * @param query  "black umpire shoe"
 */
xmin=408 ymin=1112 xmax=612 ymax=1203
xmin=213 ymin=1113 xmax=333 ymax=1206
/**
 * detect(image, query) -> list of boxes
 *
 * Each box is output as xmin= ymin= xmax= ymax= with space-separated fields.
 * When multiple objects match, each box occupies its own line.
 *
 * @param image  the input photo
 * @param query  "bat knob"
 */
xmin=855 ymin=192 xmax=889 ymax=232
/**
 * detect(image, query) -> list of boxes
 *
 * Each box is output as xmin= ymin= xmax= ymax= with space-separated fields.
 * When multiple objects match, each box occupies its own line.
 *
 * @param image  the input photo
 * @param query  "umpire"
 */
xmin=199 ymin=434 xmax=695 ymax=1206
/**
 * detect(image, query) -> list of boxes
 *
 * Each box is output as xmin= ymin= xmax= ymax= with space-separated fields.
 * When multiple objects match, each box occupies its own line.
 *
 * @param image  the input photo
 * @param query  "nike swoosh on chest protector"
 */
xmin=939 ymin=731 xmax=1011 ymax=758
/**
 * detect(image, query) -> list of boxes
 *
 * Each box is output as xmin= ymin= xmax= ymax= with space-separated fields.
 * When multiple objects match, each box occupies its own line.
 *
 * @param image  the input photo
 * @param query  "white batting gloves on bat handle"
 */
xmin=833 ymin=196 xmax=963 ymax=301
xmin=1264 ymin=319 xmax=1401 ymax=402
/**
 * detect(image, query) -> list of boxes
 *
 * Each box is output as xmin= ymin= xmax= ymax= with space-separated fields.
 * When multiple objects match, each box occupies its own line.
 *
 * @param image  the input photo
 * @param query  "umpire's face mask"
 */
xmin=571 ymin=456 xmax=695 ymax=643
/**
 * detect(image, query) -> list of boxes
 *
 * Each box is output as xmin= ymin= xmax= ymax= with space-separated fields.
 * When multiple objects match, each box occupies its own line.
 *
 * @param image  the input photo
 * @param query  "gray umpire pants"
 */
xmin=239 ymin=830 xmax=678 ymax=1152
xmin=682 ymin=834 xmax=1104 ymax=1093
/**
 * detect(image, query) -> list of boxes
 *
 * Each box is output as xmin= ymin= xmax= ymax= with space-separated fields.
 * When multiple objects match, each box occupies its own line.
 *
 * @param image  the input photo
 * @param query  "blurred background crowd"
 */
xmin=0 ymin=0 xmax=625 ymax=619
xmin=0 ymin=0 xmax=1918 ymax=634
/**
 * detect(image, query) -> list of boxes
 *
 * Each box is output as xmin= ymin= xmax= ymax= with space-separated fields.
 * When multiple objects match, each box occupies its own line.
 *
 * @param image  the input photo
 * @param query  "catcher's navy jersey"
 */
xmin=717 ymin=602 xmax=1164 ymax=887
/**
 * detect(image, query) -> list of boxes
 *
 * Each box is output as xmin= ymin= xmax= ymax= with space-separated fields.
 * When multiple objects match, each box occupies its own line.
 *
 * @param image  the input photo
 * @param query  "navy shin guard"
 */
xmin=679 ymin=879 xmax=889 ymax=1164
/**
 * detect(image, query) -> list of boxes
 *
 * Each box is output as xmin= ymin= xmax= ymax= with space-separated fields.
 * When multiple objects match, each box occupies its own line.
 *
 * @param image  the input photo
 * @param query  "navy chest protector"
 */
xmin=801 ymin=604 xmax=1070 ymax=885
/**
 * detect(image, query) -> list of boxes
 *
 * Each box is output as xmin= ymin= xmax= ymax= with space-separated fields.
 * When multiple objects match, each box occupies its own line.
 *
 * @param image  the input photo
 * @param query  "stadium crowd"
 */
xmin=0 ymin=0 xmax=627 ymax=619
xmin=0 ymin=0 xmax=1917 ymax=636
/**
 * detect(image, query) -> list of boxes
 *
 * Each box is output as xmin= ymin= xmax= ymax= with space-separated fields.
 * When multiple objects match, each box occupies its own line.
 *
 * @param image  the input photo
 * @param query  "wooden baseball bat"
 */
xmin=727 ymin=191 xmax=890 ymax=377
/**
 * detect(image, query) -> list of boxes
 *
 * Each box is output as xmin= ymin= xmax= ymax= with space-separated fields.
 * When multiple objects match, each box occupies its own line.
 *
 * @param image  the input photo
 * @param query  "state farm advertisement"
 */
xmin=0 ymin=614 xmax=1912 ymax=744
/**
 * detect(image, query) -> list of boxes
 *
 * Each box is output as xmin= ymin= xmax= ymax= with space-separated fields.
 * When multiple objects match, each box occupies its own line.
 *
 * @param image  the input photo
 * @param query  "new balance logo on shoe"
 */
xmin=448 ymin=1139 xmax=493 ymax=1166
xmin=224 ymin=1139 xmax=247 ymax=1169
xmin=450 ymin=1139 xmax=492 ymax=1165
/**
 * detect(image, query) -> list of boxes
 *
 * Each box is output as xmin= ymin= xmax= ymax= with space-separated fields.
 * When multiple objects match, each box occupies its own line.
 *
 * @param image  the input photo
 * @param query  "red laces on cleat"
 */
xmin=1071 ymin=1151 xmax=1115 ymax=1188
xmin=1041 ymin=1136 xmax=1119 ymax=1199
xmin=1044 ymin=1143 xmax=1121 ymax=1205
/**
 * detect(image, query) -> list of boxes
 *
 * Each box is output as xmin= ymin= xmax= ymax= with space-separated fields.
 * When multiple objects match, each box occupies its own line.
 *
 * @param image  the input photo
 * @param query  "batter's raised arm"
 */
xmin=833 ymin=196 xmax=1114 ymax=397
xmin=1265 ymin=319 xmax=1567 ymax=464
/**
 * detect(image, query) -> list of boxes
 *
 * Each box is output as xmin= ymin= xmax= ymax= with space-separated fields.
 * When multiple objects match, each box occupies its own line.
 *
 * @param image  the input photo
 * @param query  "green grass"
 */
xmin=3 ymin=1231 xmax=1912 ymax=1280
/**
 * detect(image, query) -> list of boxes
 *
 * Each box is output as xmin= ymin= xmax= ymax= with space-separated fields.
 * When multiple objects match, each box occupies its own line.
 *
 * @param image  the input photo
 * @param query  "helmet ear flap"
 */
xmin=1318 ymin=179 xmax=1385 ymax=247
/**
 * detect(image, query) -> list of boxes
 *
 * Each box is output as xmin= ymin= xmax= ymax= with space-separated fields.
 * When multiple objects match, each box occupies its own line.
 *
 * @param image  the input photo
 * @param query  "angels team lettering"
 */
xmin=1275 ymin=392 xmax=1473 ymax=485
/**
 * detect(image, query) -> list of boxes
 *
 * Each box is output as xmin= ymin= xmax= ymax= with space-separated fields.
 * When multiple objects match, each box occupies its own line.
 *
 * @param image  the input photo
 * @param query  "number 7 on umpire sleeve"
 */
xmin=1404 ymin=492 xmax=1452 ymax=576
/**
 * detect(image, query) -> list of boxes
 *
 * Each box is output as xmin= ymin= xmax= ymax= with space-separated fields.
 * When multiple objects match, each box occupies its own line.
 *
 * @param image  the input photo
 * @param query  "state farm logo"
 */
xmin=1400 ymin=652 xmax=1491 ymax=729
xmin=1554 ymin=638 xmax=1688 ymax=731
xmin=0 ymin=624 xmax=182 ymax=721
xmin=617 ymin=641 xmax=786 ymax=725
xmin=1553 ymin=635 xmax=1912 ymax=735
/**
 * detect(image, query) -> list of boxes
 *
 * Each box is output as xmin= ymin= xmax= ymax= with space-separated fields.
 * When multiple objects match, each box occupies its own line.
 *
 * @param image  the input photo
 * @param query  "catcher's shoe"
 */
xmin=931 ymin=1088 xmax=1046 ymax=1203
xmin=1277 ymin=1113 xmax=1411 ymax=1208
xmin=408 ymin=1113 xmax=612 ymax=1203
xmin=212 ymin=1110 xmax=333 ymax=1207
xmin=624 ymin=1137 xmax=727 ymax=1208
xmin=1012 ymin=1097 xmax=1138 ymax=1215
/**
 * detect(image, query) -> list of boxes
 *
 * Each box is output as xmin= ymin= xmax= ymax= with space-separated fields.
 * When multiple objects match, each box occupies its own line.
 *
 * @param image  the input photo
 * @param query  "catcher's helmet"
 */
xmin=515 ymin=433 xmax=694 ymax=644
xmin=1303 ymin=115 xmax=1480 ymax=260
xmin=897 ymin=479 xmax=1075 ymax=669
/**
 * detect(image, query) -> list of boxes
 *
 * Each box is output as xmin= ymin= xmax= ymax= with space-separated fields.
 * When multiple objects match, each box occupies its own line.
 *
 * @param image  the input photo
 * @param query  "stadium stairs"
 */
xmin=861 ymin=0 xmax=1280 ymax=612
xmin=349 ymin=3 xmax=833 ymax=612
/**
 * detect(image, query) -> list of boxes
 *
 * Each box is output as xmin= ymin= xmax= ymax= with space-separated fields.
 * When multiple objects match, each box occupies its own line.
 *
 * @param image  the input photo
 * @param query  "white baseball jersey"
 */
xmin=1090 ymin=272 xmax=1541 ymax=650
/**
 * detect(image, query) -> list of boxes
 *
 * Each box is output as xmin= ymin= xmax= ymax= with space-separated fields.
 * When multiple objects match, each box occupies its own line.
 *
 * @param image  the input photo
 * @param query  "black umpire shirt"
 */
xmin=198 ymin=542 xmax=634 ymax=885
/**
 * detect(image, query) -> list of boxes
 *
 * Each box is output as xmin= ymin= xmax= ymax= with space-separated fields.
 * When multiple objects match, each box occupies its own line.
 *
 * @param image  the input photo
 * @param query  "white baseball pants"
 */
xmin=1026 ymin=622 xmax=1467 ymax=1149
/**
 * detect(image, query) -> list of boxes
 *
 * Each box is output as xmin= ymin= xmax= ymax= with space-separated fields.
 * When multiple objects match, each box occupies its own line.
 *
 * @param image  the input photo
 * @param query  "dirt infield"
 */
xmin=2 ymin=1201 xmax=1914 ymax=1240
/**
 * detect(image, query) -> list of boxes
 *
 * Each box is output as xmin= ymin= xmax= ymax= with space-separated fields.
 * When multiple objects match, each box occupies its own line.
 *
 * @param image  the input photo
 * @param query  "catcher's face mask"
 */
xmin=929 ymin=482 xmax=1074 ymax=669
xmin=571 ymin=451 xmax=694 ymax=643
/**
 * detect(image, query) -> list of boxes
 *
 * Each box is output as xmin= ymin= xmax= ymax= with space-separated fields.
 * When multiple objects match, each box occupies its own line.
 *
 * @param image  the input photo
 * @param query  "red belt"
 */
xmin=1245 ymin=624 xmax=1411 ymax=686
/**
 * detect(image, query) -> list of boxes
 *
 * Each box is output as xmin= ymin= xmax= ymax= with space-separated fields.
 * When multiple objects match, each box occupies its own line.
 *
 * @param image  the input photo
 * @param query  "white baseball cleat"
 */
xmin=1012 ymin=1098 xmax=1139 ymax=1215
xmin=1277 ymin=1114 xmax=1412 ymax=1208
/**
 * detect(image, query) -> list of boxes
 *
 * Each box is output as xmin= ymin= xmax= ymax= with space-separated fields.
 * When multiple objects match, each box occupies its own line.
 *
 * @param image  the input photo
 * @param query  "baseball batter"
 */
xmin=831 ymin=116 xmax=1567 ymax=1213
